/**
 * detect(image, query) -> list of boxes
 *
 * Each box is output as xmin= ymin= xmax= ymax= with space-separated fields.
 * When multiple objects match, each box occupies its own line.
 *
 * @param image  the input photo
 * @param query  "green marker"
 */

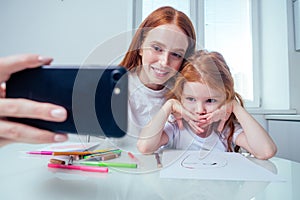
xmin=80 ymin=161 xmax=137 ymax=168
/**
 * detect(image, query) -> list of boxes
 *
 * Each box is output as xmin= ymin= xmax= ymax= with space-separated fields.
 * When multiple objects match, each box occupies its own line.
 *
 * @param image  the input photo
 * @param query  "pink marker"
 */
xmin=27 ymin=151 xmax=53 ymax=155
xmin=48 ymin=163 xmax=109 ymax=173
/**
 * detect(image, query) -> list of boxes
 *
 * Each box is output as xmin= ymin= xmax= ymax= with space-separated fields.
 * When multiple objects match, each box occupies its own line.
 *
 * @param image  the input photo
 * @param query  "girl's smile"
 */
xmin=150 ymin=65 xmax=172 ymax=77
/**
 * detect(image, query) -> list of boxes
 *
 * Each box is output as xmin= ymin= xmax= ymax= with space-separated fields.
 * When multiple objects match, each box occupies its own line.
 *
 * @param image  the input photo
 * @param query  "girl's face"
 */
xmin=181 ymin=81 xmax=225 ymax=134
xmin=139 ymin=24 xmax=189 ymax=90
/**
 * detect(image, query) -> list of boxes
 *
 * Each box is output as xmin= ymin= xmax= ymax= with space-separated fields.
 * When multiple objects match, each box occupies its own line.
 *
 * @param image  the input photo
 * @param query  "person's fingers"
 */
xmin=217 ymin=119 xmax=226 ymax=132
xmin=197 ymin=114 xmax=209 ymax=120
xmin=0 ymin=83 xmax=5 ymax=98
xmin=0 ymin=119 xmax=68 ymax=145
xmin=0 ymin=98 xmax=67 ymax=121
xmin=188 ymin=120 xmax=204 ymax=133
xmin=177 ymin=118 xmax=184 ymax=129
xmin=0 ymin=54 xmax=53 ymax=82
xmin=217 ymin=110 xmax=232 ymax=132
xmin=181 ymin=109 xmax=196 ymax=121
xmin=194 ymin=120 xmax=207 ymax=127
xmin=172 ymin=111 xmax=184 ymax=129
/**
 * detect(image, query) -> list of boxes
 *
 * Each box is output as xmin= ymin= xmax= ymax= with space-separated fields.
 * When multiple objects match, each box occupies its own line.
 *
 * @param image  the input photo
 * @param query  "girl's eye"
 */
xmin=186 ymin=97 xmax=196 ymax=102
xmin=206 ymin=99 xmax=217 ymax=103
xmin=170 ymin=52 xmax=183 ymax=59
xmin=152 ymin=45 xmax=163 ymax=52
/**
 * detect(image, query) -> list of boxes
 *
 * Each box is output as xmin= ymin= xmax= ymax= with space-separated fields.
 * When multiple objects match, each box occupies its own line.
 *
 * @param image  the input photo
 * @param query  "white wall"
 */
xmin=0 ymin=0 xmax=133 ymax=65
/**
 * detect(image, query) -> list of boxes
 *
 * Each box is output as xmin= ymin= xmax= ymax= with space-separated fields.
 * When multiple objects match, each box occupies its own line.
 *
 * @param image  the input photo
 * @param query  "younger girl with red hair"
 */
xmin=138 ymin=50 xmax=277 ymax=160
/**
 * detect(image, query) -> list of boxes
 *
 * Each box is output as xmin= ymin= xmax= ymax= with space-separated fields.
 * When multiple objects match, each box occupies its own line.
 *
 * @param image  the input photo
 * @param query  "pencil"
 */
xmin=83 ymin=150 xmax=122 ymax=159
xmin=154 ymin=153 xmax=162 ymax=168
xmin=84 ymin=153 xmax=119 ymax=161
xmin=53 ymin=149 xmax=122 ymax=156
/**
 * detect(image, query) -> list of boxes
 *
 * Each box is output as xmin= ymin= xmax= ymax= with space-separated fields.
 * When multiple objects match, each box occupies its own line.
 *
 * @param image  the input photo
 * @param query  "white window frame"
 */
xmin=133 ymin=0 xmax=261 ymax=108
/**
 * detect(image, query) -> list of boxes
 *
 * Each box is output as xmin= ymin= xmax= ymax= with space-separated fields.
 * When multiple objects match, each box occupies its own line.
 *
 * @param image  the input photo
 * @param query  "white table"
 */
xmin=0 ymin=135 xmax=299 ymax=200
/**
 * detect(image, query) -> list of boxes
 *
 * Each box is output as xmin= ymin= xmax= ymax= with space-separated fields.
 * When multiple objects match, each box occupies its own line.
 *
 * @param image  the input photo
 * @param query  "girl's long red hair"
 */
xmin=167 ymin=50 xmax=244 ymax=152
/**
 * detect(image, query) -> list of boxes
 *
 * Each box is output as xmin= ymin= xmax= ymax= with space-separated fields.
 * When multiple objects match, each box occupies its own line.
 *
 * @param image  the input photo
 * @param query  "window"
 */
xmin=203 ymin=0 xmax=258 ymax=107
xmin=136 ymin=0 xmax=259 ymax=107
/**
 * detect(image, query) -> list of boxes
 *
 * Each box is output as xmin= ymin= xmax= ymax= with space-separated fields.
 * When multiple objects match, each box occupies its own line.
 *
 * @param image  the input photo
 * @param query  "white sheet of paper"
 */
xmin=160 ymin=150 xmax=285 ymax=181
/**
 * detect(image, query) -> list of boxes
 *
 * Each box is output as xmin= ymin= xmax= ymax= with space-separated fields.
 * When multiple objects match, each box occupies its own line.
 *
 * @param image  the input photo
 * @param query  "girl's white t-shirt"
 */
xmin=164 ymin=120 xmax=243 ymax=152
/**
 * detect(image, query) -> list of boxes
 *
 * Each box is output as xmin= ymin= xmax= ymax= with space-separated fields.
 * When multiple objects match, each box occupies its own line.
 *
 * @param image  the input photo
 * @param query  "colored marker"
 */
xmin=80 ymin=161 xmax=138 ymax=168
xmin=27 ymin=151 xmax=53 ymax=155
xmin=52 ymin=151 xmax=97 ymax=156
xmin=48 ymin=163 xmax=109 ymax=173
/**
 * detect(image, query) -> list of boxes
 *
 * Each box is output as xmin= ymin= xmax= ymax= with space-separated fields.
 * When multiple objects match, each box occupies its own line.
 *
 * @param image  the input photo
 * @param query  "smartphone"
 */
xmin=6 ymin=65 xmax=128 ymax=138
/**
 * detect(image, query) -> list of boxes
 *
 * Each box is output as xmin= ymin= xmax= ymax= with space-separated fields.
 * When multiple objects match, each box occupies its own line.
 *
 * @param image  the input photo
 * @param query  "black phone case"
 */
xmin=6 ymin=66 xmax=128 ymax=138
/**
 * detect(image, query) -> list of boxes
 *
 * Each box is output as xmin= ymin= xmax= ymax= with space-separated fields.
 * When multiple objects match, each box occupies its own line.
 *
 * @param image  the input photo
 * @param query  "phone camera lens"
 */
xmin=111 ymin=70 xmax=122 ymax=83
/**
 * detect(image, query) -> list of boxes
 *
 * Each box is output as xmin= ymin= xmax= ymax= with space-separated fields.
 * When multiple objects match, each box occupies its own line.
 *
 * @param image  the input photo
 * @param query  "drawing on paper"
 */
xmin=181 ymin=152 xmax=227 ymax=169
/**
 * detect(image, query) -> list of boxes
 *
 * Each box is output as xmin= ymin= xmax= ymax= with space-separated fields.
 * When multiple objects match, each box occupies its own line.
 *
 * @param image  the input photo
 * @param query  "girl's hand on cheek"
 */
xmin=202 ymin=101 xmax=233 ymax=131
xmin=178 ymin=111 xmax=206 ymax=133
xmin=168 ymin=99 xmax=205 ymax=132
xmin=188 ymin=120 xmax=205 ymax=134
